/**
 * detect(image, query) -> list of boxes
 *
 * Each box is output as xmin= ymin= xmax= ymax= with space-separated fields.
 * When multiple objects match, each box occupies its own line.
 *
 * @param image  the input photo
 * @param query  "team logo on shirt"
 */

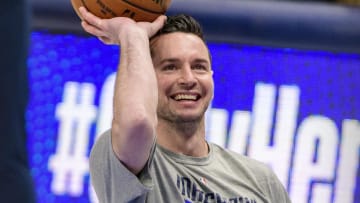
xmin=199 ymin=177 xmax=208 ymax=185
xmin=177 ymin=174 xmax=257 ymax=203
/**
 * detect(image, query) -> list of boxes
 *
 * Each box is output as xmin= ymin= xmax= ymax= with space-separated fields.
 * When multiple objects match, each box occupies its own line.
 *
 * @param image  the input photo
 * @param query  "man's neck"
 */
xmin=156 ymin=118 xmax=208 ymax=157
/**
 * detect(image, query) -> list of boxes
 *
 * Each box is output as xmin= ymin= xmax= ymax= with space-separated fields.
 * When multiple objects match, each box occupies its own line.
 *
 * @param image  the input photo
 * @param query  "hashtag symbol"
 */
xmin=48 ymin=82 xmax=97 ymax=196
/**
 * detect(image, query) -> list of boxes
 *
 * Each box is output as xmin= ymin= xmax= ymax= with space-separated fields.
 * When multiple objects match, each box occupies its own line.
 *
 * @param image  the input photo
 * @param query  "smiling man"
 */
xmin=79 ymin=7 xmax=291 ymax=203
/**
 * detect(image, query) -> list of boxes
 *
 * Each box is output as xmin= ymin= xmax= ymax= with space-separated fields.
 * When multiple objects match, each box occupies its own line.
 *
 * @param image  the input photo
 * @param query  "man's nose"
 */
xmin=178 ymin=66 xmax=196 ymax=87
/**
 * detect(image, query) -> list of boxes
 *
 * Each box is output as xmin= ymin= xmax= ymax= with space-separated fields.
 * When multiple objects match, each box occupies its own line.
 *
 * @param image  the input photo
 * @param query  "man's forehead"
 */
xmin=150 ymin=32 xmax=210 ymax=60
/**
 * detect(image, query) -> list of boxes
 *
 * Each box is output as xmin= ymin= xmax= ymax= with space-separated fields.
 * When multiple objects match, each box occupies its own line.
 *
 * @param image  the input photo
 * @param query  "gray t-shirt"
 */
xmin=90 ymin=130 xmax=291 ymax=203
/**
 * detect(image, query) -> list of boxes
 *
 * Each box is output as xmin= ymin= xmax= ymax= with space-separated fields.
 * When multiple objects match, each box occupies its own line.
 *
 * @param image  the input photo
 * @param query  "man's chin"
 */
xmin=173 ymin=112 xmax=204 ymax=123
xmin=157 ymin=107 xmax=207 ymax=123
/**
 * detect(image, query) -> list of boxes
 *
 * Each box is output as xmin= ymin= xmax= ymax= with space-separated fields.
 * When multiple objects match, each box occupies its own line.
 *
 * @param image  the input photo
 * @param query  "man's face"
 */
xmin=151 ymin=32 xmax=214 ymax=123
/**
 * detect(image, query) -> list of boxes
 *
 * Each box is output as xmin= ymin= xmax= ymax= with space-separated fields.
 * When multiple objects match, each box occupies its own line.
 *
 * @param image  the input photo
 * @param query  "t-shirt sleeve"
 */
xmin=89 ymin=129 xmax=154 ymax=203
xmin=261 ymin=166 xmax=292 ymax=203
xmin=227 ymin=149 xmax=292 ymax=203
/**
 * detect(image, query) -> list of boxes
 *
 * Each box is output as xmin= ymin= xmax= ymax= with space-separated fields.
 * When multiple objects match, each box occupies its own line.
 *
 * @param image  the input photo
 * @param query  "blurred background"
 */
xmin=3 ymin=0 xmax=359 ymax=202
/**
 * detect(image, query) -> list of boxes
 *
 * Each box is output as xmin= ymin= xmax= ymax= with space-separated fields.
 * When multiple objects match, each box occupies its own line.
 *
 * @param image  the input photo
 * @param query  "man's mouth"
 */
xmin=172 ymin=94 xmax=199 ymax=101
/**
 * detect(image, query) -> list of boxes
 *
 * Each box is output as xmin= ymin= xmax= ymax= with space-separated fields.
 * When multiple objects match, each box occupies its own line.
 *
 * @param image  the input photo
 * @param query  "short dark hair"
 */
xmin=150 ymin=14 xmax=211 ymax=60
xmin=151 ymin=14 xmax=205 ymax=41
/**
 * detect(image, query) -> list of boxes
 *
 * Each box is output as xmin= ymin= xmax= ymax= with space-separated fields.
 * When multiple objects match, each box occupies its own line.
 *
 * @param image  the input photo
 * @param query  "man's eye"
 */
xmin=193 ymin=64 xmax=207 ymax=71
xmin=163 ymin=64 xmax=176 ymax=71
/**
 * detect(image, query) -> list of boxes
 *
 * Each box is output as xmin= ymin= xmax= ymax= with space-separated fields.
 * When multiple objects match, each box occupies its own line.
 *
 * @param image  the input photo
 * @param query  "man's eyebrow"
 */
xmin=159 ymin=58 xmax=209 ymax=64
xmin=158 ymin=58 xmax=180 ymax=65
xmin=193 ymin=58 xmax=210 ymax=64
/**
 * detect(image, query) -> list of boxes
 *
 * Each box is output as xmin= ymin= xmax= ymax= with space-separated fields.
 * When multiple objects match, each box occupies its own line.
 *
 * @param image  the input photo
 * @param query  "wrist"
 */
xmin=118 ymin=26 xmax=148 ymax=45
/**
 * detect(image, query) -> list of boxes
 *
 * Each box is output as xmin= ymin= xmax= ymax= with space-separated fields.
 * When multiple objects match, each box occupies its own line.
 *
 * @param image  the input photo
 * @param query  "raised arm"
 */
xmin=80 ymin=7 xmax=166 ymax=174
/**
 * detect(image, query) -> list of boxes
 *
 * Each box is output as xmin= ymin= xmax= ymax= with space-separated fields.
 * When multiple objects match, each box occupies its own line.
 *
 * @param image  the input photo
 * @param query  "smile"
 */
xmin=172 ymin=94 xmax=199 ymax=101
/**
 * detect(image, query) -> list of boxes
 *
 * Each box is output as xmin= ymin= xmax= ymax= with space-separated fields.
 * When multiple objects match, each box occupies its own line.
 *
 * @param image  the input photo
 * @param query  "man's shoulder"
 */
xmin=209 ymin=143 xmax=273 ymax=178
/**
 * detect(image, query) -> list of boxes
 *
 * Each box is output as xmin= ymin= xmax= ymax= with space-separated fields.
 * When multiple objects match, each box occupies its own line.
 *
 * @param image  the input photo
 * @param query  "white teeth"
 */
xmin=174 ymin=94 xmax=197 ymax=101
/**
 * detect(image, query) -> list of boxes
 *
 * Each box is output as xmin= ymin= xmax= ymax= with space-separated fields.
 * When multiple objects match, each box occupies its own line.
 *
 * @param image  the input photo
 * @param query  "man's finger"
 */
xmin=149 ymin=15 xmax=167 ymax=37
xmin=81 ymin=21 xmax=106 ymax=37
xmin=79 ymin=6 xmax=103 ymax=29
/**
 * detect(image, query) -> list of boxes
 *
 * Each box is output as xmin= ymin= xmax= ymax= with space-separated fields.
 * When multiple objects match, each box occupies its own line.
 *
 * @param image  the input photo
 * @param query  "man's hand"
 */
xmin=79 ymin=7 xmax=167 ymax=45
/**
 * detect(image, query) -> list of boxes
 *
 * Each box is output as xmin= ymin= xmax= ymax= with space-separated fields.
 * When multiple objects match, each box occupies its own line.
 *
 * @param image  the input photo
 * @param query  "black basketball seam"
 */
xmin=122 ymin=0 xmax=165 ymax=14
xmin=81 ymin=0 xmax=89 ymax=10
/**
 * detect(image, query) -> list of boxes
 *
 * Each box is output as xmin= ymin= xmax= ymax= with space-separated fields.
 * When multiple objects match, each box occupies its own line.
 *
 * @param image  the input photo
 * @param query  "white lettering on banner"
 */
xmin=206 ymin=108 xmax=229 ymax=147
xmin=95 ymin=73 xmax=115 ymax=138
xmin=228 ymin=110 xmax=251 ymax=155
xmin=49 ymin=79 xmax=359 ymax=203
xmin=248 ymin=84 xmax=299 ymax=186
xmin=334 ymin=119 xmax=360 ymax=203
xmin=312 ymin=184 xmax=332 ymax=203
xmin=290 ymin=116 xmax=338 ymax=203
xmin=49 ymin=82 xmax=97 ymax=196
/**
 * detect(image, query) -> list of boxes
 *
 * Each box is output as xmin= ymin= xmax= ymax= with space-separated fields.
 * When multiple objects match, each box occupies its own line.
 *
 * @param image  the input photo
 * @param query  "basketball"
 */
xmin=71 ymin=0 xmax=172 ymax=22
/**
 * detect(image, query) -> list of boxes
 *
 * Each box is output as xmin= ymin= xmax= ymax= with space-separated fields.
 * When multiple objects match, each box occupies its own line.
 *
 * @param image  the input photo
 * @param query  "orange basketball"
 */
xmin=71 ymin=0 xmax=171 ymax=22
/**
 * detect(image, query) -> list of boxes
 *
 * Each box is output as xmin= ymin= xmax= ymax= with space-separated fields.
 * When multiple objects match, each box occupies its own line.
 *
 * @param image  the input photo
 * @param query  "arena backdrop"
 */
xmin=28 ymin=0 xmax=360 ymax=202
